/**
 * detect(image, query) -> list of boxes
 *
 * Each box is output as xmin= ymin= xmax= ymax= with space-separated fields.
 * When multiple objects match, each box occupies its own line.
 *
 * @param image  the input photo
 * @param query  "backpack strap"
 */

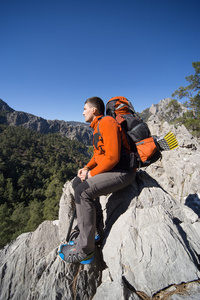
xmin=97 ymin=115 xmax=130 ymax=153
xmin=97 ymin=116 xmax=105 ymax=140
xmin=93 ymin=116 xmax=105 ymax=151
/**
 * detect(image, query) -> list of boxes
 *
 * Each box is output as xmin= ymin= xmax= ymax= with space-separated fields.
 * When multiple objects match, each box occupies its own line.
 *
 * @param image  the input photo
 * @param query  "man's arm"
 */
xmin=86 ymin=155 xmax=97 ymax=170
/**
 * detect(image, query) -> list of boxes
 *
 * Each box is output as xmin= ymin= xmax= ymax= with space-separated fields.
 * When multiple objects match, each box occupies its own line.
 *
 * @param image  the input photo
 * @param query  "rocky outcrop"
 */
xmin=0 ymin=220 xmax=102 ymax=300
xmin=140 ymin=98 xmax=187 ymax=122
xmin=147 ymin=119 xmax=200 ymax=205
xmin=0 ymin=99 xmax=14 ymax=113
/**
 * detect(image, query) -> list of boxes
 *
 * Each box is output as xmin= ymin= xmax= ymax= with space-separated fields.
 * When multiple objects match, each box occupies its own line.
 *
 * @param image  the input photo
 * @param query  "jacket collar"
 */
xmin=90 ymin=115 xmax=104 ymax=129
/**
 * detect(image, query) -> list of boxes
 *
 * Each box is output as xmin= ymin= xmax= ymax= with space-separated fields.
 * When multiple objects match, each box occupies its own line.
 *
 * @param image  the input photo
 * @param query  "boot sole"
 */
xmin=58 ymin=244 xmax=94 ymax=264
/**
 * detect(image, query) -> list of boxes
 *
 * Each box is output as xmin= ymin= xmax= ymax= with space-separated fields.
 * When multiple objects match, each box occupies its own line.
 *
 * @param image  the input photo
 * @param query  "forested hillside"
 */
xmin=0 ymin=124 xmax=90 ymax=248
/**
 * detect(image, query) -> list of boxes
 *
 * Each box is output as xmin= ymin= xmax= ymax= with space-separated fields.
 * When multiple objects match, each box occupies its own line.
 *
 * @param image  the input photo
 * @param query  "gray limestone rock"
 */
xmin=58 ymin=179 xmax=76 ymax=243
xmin=0 ymin=221 xmax=102 ymax=300
xmin=93 ymin=172 xmax=200 ymax=299
xmin=146 ymin=120 xmax=200 ymax=205
xmin=140 ymin=98 xmax=187 ymax=123
xmin=0 ymin=168 xmax=200 ymax=299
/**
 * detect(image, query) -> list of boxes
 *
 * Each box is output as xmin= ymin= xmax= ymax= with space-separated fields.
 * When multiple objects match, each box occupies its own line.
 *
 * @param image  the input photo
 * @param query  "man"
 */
xmin=59 ymin=97 xmax=135 ymax=264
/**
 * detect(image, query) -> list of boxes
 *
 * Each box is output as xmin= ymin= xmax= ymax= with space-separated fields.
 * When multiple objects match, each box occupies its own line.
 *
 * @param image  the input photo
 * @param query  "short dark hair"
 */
xmin=85 ymin=97 xmax=105 ymax=115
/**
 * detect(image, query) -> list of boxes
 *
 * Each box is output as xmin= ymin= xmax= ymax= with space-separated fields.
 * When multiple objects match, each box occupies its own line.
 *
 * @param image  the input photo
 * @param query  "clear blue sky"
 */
xmin=0 ymin=0 xmax=199 ymax=122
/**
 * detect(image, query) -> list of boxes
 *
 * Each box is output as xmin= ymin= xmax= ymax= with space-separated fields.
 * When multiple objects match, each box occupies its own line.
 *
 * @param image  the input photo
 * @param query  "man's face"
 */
xmin=83 ymin=103 xmax=96 ymax=123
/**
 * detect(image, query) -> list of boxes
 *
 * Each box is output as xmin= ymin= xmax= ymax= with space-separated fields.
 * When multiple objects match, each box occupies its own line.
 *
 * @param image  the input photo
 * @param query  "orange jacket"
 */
xmin=86 ymin=115 xmax=130 ymax=176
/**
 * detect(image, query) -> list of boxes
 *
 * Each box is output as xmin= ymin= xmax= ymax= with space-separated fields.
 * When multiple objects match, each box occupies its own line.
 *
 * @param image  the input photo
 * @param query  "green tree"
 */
xmin=171 ymin=62 xmax=200 ymax=136
xmin=0 ymin=173 xmax=6 ymax=204
xmin=11 ymin=202 xmax=30 ymax=238
xmin=166 ymin=99 xmax=181 ymax=113
xmin=4 ymin=178 xmax=15 ymax=203
xmin=0 ymin=203 xmax=14 ymax=248
xmin=43 ymin=176 xmax=62 ymax=220
xmin=87 ymin=146 xmax=94 ymax=158
xmin=25 ymin=200 xmax=44 ymax=232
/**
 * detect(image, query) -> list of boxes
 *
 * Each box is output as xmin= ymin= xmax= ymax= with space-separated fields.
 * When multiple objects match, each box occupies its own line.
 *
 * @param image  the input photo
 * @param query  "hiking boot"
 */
xmin=68 ymin=226 xmax=79 ymax=245
xmin=95 ymin=226 xmax=105 ymax=245
xmin=68 ymin=226 xmax=104 ymax=245
xmin=58 ymin=244 xmax=94 ymax=264
xmin=68 ymin=233 xmax=99 ymax=246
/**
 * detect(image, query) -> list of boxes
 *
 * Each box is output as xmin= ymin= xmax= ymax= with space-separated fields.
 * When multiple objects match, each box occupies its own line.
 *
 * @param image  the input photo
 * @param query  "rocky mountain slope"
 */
xmin=140 ymin=98 xmax=187 ymax=122
xmin=0 ymin=105 xmax=200 ymax=299
xmin=0 ymin=99 xmax=93 ymax=145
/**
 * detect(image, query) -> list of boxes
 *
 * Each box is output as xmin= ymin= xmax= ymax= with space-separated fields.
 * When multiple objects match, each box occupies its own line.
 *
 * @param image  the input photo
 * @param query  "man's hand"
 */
xmin=77 ymin=168 xmax=91 ymax=181
xmin=77 ymin=168 xmax=84 ymax=178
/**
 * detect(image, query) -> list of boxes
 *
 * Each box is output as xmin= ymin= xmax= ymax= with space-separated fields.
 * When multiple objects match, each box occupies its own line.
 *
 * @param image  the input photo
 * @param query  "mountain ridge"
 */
xmin=0 ymin=98 xmax=92 ymax=145
xmin=0 ymin=99 xmax=14 ymax=113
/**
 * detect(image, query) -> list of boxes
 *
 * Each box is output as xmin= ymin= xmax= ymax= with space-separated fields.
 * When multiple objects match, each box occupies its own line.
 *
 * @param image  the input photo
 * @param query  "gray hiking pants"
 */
xmin=74 ymin=168 xmax=136 ymax=256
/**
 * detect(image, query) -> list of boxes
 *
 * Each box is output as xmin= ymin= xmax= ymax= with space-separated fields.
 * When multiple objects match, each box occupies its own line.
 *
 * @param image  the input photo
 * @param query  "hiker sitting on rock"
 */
xmin=59 ymin=96 xmax=136 ymax=264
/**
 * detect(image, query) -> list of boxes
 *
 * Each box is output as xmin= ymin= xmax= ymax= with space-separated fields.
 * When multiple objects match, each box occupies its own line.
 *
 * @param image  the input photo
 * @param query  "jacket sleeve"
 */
xmin=90 ymin=118 xmax=121 ymax=176
xmin=86 ymin=155 xmax=97 ymax=170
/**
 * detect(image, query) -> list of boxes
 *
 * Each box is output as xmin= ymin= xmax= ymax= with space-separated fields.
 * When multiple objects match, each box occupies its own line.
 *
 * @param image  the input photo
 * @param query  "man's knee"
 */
xmin=74 ymin=181 xmax=90 ymax=204
xmin=72 ymin=177 xmax=82 ymax=190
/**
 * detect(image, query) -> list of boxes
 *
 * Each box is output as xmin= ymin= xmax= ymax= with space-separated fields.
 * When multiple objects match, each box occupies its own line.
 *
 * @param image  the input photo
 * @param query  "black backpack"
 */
xmin=105 ymin=96 xmax=162 ymax=168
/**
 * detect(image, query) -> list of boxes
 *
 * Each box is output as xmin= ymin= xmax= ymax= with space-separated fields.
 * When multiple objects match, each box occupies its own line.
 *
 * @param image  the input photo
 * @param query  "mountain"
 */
xmin=0 ymin=99 xmax=93 ymax=145
xmin=140 ymin=98 xmax=187 ymax=122
xmin=0 ymin=99 xmax=14 ymax=113
xmin=0 ymin=109 xmax=200 ymax=299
